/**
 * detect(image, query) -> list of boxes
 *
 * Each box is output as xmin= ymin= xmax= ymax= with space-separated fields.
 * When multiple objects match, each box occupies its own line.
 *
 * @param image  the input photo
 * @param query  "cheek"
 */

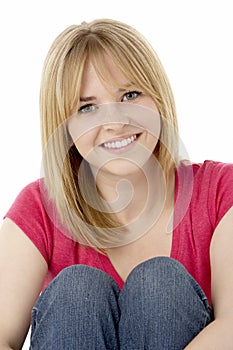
xmin=147 ymin=132 xmax=160 ymax=151
xmin=140 ymin=111 xmax=161 ymax=152
xmin=138 ymin=95 xmax=159 ymax=111
xmin=73 ymin=130 xmax=98 ymax=158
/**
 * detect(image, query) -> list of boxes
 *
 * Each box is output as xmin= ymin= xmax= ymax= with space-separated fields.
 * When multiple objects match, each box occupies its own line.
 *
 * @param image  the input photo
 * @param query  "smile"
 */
xmin=103 ymin=134 xmax=137 ymax=149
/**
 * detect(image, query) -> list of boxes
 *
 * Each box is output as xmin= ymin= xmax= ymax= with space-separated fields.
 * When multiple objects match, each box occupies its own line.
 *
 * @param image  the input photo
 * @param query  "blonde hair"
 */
xmin=40 ymin=18 xmax=179 ymax=250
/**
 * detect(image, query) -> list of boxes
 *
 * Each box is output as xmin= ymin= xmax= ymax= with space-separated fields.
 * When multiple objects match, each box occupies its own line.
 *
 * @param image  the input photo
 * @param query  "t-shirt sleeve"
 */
xmin=4 ymin=180 xmax=53 ymax=264
xmin=207 ymin=161 xmax=233 ymax=228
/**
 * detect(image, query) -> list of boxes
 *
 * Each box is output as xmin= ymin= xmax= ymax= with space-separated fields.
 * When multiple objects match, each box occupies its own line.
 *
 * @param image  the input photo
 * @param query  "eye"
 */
xmin=121 ymin=90 xmax=142 ymax=102
xmin=78 ymin=104 xmax=97 ymax=114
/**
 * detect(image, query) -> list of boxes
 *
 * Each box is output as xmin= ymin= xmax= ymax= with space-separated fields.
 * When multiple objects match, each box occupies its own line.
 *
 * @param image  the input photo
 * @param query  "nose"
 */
xmin=101 ymin=103 xmax=130 ymax=130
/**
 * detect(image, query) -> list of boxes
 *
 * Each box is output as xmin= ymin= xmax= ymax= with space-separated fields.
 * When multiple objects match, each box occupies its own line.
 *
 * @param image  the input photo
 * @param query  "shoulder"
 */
xmin=177 ymin=159 xmax=233 ymax=188
xmin=192 ymin=160 xmax=233 ymax=201
xmin=192 ymin=159 xmax=233 ymax=178
xmin=179 ymin=160 xmax=233 ymax=227
xmin=5 ymin=178 xmax=48 ymax=217
xmin=4 ymin=179 xmax=57 ymax=261
xmin=5 ymin=179 xmax=40 ymax=213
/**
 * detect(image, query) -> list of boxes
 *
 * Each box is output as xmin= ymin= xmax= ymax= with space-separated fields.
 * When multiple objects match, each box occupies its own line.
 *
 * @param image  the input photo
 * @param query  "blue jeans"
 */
xmin=30 ymin=257 xmax=213 ymax=349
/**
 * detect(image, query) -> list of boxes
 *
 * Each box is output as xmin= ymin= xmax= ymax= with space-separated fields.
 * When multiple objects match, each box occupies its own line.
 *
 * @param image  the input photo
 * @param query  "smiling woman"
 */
xmin=69 ymin=54 xmax=160 ymax=177
xmin=40 ymin=20 xmax=177 ymax=250
xmin=1 ymin=18 xmax=233 ymax=350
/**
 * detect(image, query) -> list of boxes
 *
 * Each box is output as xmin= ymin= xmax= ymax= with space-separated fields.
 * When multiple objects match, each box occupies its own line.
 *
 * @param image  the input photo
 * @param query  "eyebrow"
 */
xmin=79 ymin=84 xmax=135 ymax=102
xmin=80 ymin=96 xmax=96 ymax=102
xmin=80 ymin=84 xmax=130 ymax=102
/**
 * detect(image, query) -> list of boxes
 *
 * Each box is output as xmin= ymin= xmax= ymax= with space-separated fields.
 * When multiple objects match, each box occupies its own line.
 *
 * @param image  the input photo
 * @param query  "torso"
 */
xmin=106 ymin=204 xmax=173 ymax=282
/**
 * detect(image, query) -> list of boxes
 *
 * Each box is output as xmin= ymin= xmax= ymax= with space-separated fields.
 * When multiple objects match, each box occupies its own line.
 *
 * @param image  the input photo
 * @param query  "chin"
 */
xmin=102 ymin=159 xmax=145 ymax=177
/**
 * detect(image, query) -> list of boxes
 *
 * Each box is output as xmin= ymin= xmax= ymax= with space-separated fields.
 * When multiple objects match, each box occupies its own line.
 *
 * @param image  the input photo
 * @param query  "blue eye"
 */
xmin=78 ymin=104 xmax=96 ymax=114
xmin=122 ymin=91 xmax=142 ymax=102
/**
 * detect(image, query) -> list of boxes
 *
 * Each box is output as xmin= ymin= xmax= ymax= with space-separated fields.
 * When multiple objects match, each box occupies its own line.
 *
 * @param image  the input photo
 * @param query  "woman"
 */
xmin=0 ymin=18 xmax=233 ymax=349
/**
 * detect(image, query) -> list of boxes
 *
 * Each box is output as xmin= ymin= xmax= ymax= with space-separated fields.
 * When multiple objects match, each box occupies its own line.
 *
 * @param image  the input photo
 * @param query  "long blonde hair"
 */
xmin=40 ymin=18 xmax=179 ymax=250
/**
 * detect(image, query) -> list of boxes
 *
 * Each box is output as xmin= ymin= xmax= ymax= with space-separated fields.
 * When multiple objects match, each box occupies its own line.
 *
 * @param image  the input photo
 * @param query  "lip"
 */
xmin=100 ymin=133 xmax=141 ymax=145
xmin=99 ymin=133 xmax=142 ymax=153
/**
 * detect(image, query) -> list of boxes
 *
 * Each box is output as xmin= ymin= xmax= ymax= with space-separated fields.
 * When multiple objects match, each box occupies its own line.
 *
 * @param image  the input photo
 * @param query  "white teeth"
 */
xmin=104 ymin=135 xmax=137 ymax=149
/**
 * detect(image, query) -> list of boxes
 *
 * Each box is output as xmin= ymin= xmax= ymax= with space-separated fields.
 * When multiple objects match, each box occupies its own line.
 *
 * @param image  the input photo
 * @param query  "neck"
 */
xmin=91 ymin=157 xmax=174 ymax=226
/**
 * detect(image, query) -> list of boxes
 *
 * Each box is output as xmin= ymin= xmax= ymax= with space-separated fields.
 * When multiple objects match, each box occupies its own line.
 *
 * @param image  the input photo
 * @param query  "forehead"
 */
xmin=80 ymin=52 xmax=130 ymax=93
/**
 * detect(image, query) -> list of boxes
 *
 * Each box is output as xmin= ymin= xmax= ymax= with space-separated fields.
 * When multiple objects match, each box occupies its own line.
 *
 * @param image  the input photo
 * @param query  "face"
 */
xmin=68 ymin=53 xmax=161 ymax=178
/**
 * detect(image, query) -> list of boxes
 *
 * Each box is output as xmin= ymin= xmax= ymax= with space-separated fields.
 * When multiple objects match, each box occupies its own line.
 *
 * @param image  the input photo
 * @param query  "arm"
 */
xmin=184 ymin=206 xmax=233 ymax=349
xmin=0 ymin=218 xmax=48 ymax=350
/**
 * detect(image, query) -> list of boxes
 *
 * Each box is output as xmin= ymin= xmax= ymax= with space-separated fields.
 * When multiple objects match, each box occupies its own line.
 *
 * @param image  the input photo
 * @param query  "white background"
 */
xmin=0 ymin=0 xmax=232 ymax=348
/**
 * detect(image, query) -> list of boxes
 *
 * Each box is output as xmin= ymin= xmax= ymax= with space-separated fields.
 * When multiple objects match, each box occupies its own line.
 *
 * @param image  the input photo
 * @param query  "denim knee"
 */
xmin=33 ymin=265 xmax=120 ymax=324
xmin=118 ymin=257 xmax=213 ymax=350
xmin=30 ymin=266 xmax=121 ymax=349
xmin=122 ymin=256 xmax=209 ymax=304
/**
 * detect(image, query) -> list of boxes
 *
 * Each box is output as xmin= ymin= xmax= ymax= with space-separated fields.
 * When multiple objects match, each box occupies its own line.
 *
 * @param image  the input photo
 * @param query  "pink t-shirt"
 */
xmin=4 ymin=160 xmax=233 ymax=304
